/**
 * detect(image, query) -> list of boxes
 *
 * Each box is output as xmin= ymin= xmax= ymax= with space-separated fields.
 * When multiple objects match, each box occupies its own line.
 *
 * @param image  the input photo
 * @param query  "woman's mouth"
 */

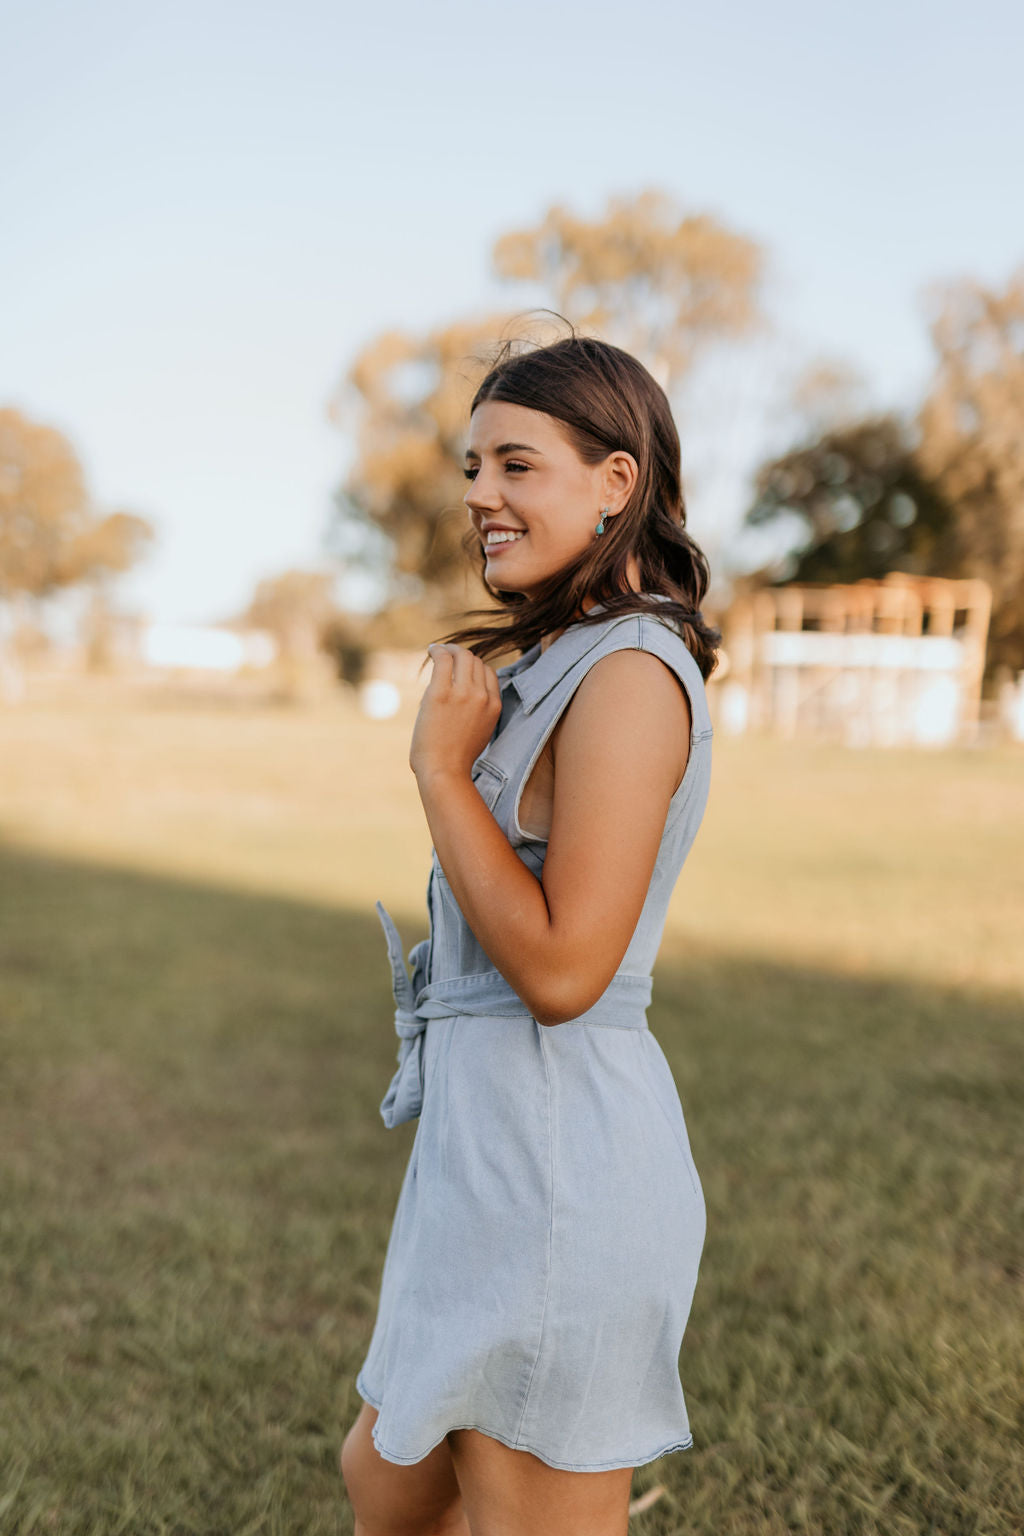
xmin=484 ymin=530 xmax=526 ymax=552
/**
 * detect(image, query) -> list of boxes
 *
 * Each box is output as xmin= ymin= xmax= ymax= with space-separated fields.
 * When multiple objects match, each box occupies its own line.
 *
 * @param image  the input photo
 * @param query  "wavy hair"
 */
xmin=442 ymin=329 xmax=721 ymax=679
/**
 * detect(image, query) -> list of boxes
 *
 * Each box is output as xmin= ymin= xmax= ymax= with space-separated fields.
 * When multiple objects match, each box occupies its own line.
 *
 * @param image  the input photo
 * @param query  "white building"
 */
xmin=720 ymin=573 xmax=992 ymax=748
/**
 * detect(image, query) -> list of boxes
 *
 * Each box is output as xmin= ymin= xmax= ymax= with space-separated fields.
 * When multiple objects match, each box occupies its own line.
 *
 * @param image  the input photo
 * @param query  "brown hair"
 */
xmin=443 ymin=330 xmax=721 ymax=679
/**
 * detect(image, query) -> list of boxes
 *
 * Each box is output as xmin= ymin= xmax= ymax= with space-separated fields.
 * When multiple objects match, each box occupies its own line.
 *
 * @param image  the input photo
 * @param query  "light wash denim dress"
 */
xmin=356 ymin=608 xmax=713 ymax=1472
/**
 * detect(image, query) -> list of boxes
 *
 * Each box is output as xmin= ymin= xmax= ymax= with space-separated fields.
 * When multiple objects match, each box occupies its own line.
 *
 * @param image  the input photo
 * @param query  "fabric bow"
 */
xmin=375 ymin=900 xmax=431 ymax=1129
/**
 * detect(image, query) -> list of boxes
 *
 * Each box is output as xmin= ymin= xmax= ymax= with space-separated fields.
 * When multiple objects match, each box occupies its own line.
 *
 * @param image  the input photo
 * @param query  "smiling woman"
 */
xmin=449 ymin=335 xmax=720 ymax=679
xmin=462 ymin=410 xmax=636 ymax=593
xmin=341 ymin=331 xmax=721 ymax=1536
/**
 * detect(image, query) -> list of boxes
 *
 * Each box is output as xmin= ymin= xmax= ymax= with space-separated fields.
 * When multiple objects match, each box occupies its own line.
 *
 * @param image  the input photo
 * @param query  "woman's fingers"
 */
xmin=450 ymin=645 xmax=479 ymax=691
xmin=427 ymin=645 xmax=500 ymax=726
xmin=426 ymin=642 xmax=455 ymax=688
xmin=429 ymin=644 xmax=492 ymax=695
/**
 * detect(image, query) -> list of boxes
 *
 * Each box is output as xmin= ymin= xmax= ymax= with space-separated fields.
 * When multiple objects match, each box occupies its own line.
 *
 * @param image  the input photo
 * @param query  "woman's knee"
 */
xmin=340 ymin=1405 xmax=468 ymax=1536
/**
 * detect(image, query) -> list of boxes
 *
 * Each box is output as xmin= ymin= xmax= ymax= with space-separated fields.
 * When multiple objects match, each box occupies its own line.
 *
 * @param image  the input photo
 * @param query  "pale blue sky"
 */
xmin=3 ymin=0 xmax=1021 ymax=623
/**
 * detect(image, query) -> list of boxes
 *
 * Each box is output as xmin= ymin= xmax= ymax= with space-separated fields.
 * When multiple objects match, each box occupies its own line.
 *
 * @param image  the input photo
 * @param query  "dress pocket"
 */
xmin=471 ymin=756 xmax=506 ymax=811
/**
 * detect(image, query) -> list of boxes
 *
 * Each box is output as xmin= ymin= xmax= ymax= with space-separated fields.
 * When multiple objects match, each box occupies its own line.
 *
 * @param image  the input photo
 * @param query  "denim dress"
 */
xmin=356 ymin=609 xmax=713 ymax=1472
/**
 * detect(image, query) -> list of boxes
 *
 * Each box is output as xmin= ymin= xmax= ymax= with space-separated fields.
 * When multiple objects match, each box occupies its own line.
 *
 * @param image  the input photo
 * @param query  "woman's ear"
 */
xmin=602 ymin=450 xmax=639 ymax=512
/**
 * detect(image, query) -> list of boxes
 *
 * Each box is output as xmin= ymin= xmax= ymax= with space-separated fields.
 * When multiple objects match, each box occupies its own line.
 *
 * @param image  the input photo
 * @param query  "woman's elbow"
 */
xmin=523 ymin=970 xmax=607 ymax=1028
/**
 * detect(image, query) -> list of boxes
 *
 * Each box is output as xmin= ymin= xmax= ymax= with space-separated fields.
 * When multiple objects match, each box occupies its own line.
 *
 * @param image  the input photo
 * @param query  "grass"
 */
xmin=1 ymin=685 xmax=1022 ymax=1534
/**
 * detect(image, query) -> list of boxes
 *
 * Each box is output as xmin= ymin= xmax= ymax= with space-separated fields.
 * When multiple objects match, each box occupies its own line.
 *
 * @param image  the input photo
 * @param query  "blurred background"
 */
xmin=2 ymin=2 xmax=1022 ymax=1533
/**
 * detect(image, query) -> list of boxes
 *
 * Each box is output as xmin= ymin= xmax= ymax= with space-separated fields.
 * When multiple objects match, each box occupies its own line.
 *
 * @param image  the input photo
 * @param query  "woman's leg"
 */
xmin=341 ymin=1404 xmax=470 ymax=1536
xmin=447 ymin=1429 xmax=633 ymax=1536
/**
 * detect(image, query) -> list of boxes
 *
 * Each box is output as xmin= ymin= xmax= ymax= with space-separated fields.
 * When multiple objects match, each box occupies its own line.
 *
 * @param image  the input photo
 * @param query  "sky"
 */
xmin=3 ymin=0 xmax=1022 ymax=625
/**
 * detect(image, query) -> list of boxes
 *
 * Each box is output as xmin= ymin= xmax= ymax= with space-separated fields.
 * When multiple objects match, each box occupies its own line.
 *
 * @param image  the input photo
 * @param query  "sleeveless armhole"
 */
xmin=510 ymin=614 xmax=712 ymax=846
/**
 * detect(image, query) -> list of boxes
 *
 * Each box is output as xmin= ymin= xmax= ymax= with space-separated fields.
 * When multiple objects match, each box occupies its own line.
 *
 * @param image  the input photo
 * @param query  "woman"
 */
xmin=341 ymin=332 xmax=720 ymax=1536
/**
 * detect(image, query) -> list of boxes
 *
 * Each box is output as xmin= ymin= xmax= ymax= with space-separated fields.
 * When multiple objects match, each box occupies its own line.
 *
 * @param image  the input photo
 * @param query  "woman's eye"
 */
xmin=462 ymin=461 xmax=529 ymax=481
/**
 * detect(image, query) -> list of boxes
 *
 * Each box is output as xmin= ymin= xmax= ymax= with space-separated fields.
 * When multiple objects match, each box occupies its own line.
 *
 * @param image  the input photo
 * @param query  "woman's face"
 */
xmin=463 ymin=401 xmax=636 ymax=597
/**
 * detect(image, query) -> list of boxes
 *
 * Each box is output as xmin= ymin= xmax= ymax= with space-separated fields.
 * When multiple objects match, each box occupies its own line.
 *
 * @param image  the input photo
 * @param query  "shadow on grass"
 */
xmin=1 ymin=842 xmax=1020 ymax=1536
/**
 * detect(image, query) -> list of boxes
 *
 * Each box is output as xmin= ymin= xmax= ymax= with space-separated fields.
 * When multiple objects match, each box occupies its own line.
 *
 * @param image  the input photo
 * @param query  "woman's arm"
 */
xmin=411 ymin=642 xmax=691 ymax=1025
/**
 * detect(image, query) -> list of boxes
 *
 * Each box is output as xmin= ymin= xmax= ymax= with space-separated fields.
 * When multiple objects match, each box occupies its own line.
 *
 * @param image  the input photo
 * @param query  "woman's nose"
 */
xmin=464 ymin=474 xmax=502 ymax=512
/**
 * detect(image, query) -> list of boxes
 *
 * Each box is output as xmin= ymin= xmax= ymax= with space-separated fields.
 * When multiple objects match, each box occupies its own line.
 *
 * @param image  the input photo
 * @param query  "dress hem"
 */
xmin=355 ymin=1374 xmax=694 ymax=1473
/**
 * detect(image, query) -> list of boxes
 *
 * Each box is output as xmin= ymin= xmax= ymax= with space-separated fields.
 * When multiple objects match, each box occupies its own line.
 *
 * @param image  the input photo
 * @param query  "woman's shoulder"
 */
xmin=570 ymin=609 xmax=713 ymax=737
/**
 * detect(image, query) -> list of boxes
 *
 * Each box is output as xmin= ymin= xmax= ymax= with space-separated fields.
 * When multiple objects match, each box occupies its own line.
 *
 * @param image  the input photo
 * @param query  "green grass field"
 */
xmin=1 ymin=687 xmax=1022 ymax=1534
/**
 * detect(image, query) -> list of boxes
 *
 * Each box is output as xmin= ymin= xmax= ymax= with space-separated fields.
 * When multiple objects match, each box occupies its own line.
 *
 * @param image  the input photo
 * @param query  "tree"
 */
xmin=493 ymin=189 xmax=764 ymax=394
xmin=788 ymin=359 xmax=869 ymax=439
xmin=917 ymin=269 xmax=1024 ymax=674
xmin=0 ymin=408 xmax=87 ymax=599
xmin=71 ymin=509 xmax=155 ymax=582
xmin=0 ymin=409 xmax=153 ymax=597
xmin=239 ymin=569 xmax=337 ymax=662
xmin=236 ymin=568 xmax=343 ymax=703
xmin=0 ymin=408 xmax=155 ymax=674
xmin=744 ymin=415 xmax=960 ymax=586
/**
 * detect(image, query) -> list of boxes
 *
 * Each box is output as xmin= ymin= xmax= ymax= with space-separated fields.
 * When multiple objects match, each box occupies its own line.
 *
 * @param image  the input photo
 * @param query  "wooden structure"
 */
xmin=721 ymin=573 xmax=992 ymax=746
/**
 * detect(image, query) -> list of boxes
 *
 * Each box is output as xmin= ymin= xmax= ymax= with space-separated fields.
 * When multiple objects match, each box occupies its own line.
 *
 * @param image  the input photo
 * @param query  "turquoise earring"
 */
xmin=595 ymin=506 xmax=610 ymax=535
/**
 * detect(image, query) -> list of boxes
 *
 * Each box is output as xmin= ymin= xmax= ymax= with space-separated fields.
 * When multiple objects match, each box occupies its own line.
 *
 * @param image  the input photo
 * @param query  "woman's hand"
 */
xmin=409 ymin=643 xmax=502 ymax=785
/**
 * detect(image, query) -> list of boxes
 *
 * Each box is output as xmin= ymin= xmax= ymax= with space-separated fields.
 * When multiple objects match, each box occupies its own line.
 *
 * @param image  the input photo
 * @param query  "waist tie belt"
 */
xmin=375 ymin=901 xmax=653 ymax=1129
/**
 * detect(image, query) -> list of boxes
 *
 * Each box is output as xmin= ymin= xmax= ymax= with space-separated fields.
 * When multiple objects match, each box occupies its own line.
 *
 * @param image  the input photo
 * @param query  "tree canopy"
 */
xmin=492 ymin=189 xmax=764 ymax=394
xmin=917 ymin=270 xmax=1024 ymax=674
xmin=239 ymin=569 xmax=337 ymax=661
xmin=0 ymin=407 xmax=154 ymax=604
xmin=745 ymin=416 xmax=960 ymax=586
